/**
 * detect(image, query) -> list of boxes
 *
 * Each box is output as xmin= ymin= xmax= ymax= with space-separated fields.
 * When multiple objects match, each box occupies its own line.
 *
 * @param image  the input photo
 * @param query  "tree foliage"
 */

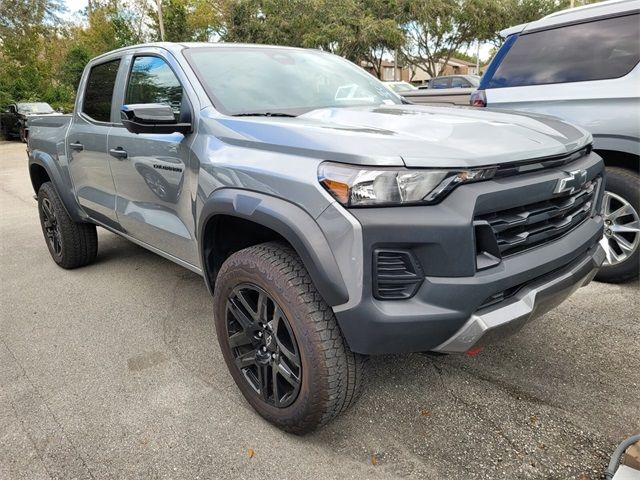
xmin=0 ymin=0 xmax=601 ymax=110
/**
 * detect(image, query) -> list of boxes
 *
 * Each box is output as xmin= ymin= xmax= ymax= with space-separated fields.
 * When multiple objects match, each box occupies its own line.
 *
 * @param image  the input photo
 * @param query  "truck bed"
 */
xmin=27 ymin=114 xmax=72 ymax=154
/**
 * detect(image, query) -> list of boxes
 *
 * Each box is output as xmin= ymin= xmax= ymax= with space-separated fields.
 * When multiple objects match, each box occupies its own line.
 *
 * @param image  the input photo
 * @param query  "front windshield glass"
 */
xmin=185 ymin=47 xmax=401 ymax=116
xmin=17 ymin=102 xmax=54 ymax=114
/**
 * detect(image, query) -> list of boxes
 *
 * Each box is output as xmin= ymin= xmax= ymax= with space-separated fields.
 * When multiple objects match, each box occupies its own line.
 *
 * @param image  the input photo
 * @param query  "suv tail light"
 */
xmin=470 ymin=90 xmax=486 ymax=107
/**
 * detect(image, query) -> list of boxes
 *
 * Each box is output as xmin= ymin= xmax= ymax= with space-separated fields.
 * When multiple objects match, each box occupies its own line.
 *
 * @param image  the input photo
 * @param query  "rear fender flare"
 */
xmin=28 ymin=151 xmax=85 ymax=222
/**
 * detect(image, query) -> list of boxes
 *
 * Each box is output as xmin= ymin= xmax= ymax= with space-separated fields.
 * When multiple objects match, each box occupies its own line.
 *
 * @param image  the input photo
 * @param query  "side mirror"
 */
xmin=121 ymin=104 xmax=191 ymax=135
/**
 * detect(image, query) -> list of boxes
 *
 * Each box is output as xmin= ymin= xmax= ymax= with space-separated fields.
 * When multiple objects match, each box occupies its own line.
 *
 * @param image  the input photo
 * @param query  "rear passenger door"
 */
xmin=67 ymin=58 xmax=121 ymax=226
xmin=107 ymin=52 xmax=198 ymax=266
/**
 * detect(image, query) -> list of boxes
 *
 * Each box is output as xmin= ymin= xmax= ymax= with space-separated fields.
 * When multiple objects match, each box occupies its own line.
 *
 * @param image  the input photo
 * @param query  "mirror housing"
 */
xmin=121 ymin=104 xmax=191 ymax=135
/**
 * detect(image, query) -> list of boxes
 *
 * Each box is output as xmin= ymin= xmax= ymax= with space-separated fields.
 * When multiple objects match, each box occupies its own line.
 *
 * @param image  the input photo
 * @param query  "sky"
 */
xmin=62 ymin=0 xmax=88 ymax=19
xmin=60 ymin=0 xmax=496 ymax=61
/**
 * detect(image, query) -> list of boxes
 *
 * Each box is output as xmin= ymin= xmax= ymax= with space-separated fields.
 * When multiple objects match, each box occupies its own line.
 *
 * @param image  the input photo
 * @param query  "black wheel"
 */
xmin=213 ymin=242 xmax=367 ymax=434
xmin=37 ymin=182 xmax=98 ymax=269
xmin=596 ymin=167 xmax=639 ymax=283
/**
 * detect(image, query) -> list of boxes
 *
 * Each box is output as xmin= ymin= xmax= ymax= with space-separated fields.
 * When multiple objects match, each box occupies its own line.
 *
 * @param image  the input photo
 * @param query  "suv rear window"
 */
xmin=488 ymin=13 xmax=640 ymax=88
xmin=82 ymin=59 xmax=120 ymax=122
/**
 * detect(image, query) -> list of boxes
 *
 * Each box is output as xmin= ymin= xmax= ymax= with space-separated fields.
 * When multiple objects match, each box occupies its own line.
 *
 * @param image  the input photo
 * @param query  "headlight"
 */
xmin=318 ymin=162 xmax=496 ymax=207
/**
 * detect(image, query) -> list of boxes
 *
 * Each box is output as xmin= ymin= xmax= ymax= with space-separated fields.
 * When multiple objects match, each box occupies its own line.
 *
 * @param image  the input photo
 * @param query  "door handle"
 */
xmin=109 ymin=147 xmax=128 ymax=159
xmin=69 ymin=142 xmax=84 ymax=151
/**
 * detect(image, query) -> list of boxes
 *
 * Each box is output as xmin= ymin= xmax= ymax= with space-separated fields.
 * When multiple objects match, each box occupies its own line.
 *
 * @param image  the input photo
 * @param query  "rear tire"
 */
xmin=213 ymin=242 xmax=367 ymax=434
xmin=595 ymin=167 xmax=639 ymax=283
xmin=37 ymin=182 xmax=98 ymax=269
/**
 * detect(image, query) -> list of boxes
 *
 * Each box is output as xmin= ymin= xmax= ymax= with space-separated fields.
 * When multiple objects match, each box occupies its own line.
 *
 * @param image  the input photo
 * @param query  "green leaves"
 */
xmin=0 ymin=0 xmax=599 ymax=109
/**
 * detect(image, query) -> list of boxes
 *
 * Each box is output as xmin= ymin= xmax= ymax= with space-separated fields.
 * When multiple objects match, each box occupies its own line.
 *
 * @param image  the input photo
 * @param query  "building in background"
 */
xmin=362 ymin=57 xmax=483 ymax=84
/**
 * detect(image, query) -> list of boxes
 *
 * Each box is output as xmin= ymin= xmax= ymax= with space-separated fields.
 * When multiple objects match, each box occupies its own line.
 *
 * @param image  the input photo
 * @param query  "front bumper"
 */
xmin=332 ymin=151 xmax=605 ymax=355
xmin=433 ymin=242 xmax=605 ymax=353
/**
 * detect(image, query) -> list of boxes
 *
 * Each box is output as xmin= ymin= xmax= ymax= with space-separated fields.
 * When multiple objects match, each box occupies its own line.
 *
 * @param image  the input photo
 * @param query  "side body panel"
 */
xmin=484 ymin=65 xmax=640 ymax=157
xmin=27 ymin=114 xmax=86 ymax=221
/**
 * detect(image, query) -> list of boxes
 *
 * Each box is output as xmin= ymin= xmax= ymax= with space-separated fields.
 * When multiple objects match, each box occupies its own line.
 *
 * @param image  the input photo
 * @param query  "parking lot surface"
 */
xmin=1 ymin=141 xmax=638 ymax=479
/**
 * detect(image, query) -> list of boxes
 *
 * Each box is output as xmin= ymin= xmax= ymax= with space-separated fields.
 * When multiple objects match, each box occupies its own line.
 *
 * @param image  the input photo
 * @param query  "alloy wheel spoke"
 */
xmin=235 ymin=349 xmax=258 ymax=369
xmin=276 ymin=360 xmax=299 ymax=387
xmin=271 ymin=365 xmax=280 ymax=407
xmin=237 ymin=290 xmax=258 ymax=319
xmin=228 ymin=330 xmax=253 ymax=348
xmin=609 ymin=203 xmax=633 ymax=221
xmin=258 ymin=364 xmax=270 ymax=401
xmin=602 ymin=192 xmax=613 ymax=215
xmin=228 ymin=296 xmax=255 ymax=330
xmin=612 ymin=233 xmax=634 ymax=253
xmin=611 ymin=221 xmax=640 ymax=234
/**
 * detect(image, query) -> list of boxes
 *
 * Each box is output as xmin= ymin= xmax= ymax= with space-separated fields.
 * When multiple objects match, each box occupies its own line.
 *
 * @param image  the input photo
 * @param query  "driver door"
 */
xmin=107 ymin=53 xmax=198 ymax=266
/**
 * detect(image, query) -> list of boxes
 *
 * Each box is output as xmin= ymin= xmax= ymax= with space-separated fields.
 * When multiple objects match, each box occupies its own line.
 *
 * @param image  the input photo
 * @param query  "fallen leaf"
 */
xmin=529 ymin=415 xmax=539 ymax=425
xmin=577 ymin=474 xmax=590 ymax=480
xmin=371 ymin=455 xmax=378 ymax=466
xmin=420 ymin=409 xmax=432 ymax=417
xmin=247 ymin=448 xmax=255 ymax=459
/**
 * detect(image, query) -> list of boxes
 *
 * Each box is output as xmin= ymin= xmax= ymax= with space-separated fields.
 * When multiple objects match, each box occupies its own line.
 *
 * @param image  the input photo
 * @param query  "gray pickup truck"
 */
xmin=27 ymin=43 xmax=605 ymax=433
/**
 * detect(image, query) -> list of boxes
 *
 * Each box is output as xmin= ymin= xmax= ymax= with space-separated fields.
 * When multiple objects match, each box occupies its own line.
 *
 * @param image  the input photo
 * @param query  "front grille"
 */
xmin=476 ymin=179 xmax=597 ymax=257
xmin=373 ymin=250 xmax=423 ymax=300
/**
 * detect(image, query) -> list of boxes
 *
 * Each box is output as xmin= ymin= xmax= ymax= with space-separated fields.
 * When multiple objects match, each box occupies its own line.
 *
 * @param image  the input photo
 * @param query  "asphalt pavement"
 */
xmin=1 ymin=141 xmax=638 ymax=479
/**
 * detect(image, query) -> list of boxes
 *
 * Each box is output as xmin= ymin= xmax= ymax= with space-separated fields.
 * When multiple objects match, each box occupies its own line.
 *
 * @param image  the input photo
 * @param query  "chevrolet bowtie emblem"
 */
xmin=554 ymin=169 xmax=587 ymax=194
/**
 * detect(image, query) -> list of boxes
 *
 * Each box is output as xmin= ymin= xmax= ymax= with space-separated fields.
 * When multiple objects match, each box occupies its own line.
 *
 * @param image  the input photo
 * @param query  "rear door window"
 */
xmin=431 ymin=77 xmax=450 ymax=89
xmin=82 ymin=59 xmax=121 ymax=122
xmin=488 ymin=13 xmax=640 ymax=88
xmin=451 ymin=77 xmax=469 ymax=88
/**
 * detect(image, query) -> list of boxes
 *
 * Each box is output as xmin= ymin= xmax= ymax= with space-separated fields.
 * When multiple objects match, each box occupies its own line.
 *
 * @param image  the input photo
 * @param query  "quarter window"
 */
xmin=126 ymin=56 xmax=183 ymax=118
xmin=488 ymin=13 xmax=640 ymax=88
xmin=83 ymin=59 xmax=120 ymax=122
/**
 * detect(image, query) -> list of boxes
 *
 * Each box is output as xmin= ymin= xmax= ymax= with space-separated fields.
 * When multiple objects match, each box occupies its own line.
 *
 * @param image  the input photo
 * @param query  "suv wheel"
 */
xmin=213 ymin=242 xmax=367 ymax=434
xmin=37 ymin=182 xmax=98 ymax=268
xmin=596 ymin=167 xmax=639 ymax=283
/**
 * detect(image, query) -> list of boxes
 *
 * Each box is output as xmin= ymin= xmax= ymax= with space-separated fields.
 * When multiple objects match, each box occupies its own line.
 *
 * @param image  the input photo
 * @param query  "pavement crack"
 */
xmin=0 ymin=337 xmax=97 ymax=480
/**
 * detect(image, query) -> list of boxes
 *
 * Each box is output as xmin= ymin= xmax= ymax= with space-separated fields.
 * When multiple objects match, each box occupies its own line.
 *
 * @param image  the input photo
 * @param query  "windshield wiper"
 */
xmin=232 ymin=112 xmax=297 ymax=118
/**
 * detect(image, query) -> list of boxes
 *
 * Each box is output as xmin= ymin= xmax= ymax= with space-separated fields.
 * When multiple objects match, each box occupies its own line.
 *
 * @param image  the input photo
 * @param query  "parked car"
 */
xmin=401 ymin=86 xmax=476 ymax=105
xmin=471 ymin=0 xmax=640 ymax=282
xmin=418 ymin=75 xmax=480 ymax=89
xmin=383 ymin=81 xmax=418 ymax=93
xmin=1 ymin=102 xmax=57 ymax=142
xmin=27 ymin=43 xmax=605 ymax=433
xmin=399 ymin=74 xmax=481 ymax=105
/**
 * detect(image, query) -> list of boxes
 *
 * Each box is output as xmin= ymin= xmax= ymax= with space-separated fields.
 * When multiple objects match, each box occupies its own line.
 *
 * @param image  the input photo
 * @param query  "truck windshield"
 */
xmin=17 ymin=103 xmax=54 ymax=114
xmin=185 ymin=47 xmax=401 ymax=116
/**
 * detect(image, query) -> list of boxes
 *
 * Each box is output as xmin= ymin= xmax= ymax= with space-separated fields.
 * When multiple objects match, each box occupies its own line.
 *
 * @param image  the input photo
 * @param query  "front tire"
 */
xmin=596 ymin=167 xmax=639 ymax=283
xmin=213 ymin=242 xmax=367 ymax=434
xmin=37 ymin=182 xmax=98 ymax=269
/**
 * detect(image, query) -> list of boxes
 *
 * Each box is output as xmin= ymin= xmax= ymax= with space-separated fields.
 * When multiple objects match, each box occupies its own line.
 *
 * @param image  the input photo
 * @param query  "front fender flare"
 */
xmin=198 ymin=189 xmax=349 ymax=306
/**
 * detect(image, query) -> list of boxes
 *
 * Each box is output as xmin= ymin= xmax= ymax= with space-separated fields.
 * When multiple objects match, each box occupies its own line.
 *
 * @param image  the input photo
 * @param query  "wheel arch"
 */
xmin=594 ymin=148 xmax=639 ymax=174
xmin=198 ymin=189 xmax=349 ymax=307
xmin=28 ymin=152 xmax=85 ymax=222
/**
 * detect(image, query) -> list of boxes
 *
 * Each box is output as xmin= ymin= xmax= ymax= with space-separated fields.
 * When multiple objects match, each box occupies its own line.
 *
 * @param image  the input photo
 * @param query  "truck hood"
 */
xmin=213 ymin=104 xmax=591 ymax=168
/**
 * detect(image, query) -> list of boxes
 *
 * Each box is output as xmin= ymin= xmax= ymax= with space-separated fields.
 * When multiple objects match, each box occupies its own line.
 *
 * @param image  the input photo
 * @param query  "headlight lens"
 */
xmin=318 ymin=162 xmax=496 ymax=207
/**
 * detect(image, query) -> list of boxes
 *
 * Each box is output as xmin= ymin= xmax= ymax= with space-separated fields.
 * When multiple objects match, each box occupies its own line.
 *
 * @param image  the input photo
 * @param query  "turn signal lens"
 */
xmin=321 ymin=179 xmax=349 ymax=204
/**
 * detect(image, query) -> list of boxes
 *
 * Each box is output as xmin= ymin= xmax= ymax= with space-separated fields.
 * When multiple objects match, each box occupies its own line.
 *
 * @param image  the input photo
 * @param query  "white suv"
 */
xmin=472 ymin=0 xmax=640 ymax=282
